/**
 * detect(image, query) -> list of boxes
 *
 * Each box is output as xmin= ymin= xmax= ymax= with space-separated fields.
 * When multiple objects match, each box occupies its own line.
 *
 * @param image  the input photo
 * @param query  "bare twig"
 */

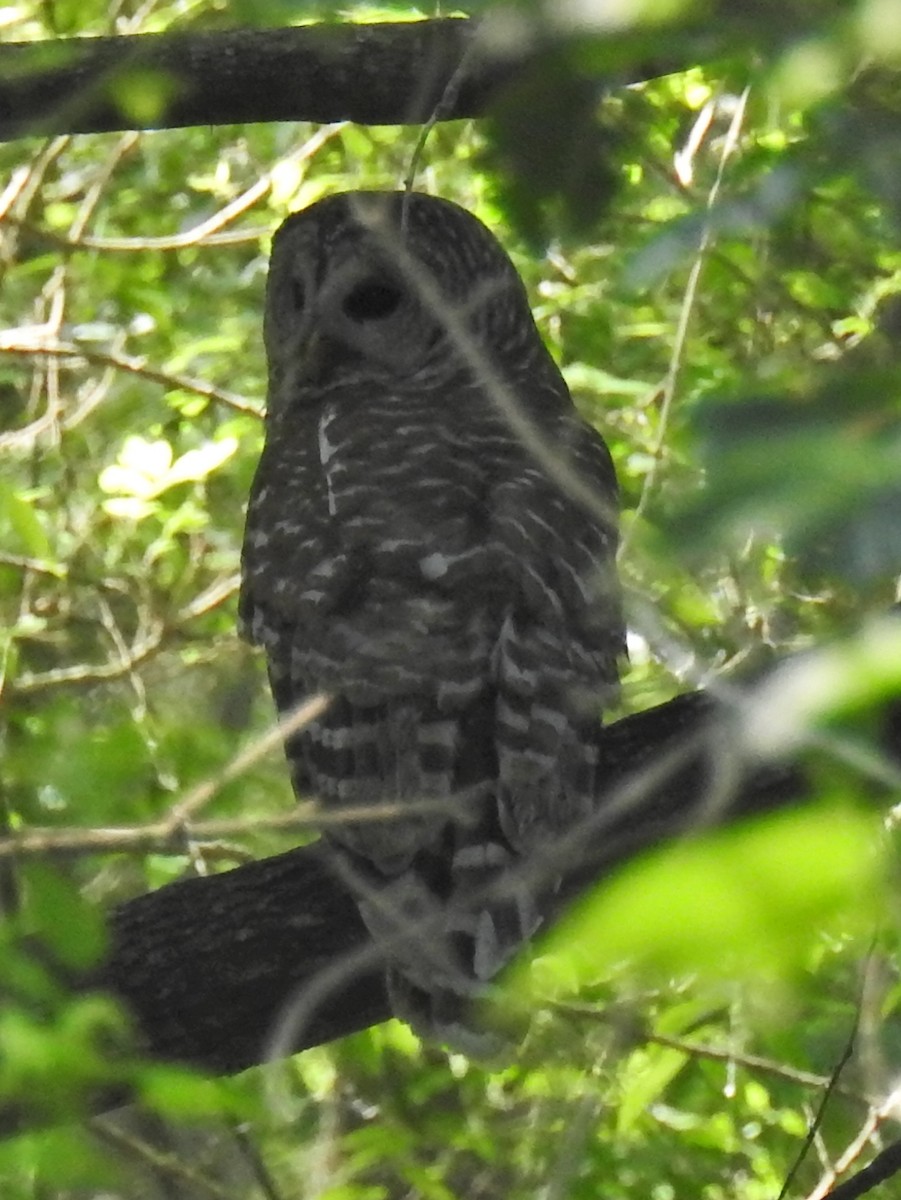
xmin=649 ymin=1032 xmax=870 ymax=1105
xmin=9 ymin=620 xmax=166 ymax=694
xmin=7 ymin=574 xmax=241 ymax=696
xmin=167 ymin=693 xmax=330 ymax=826
xmin=0 ymin=800 xmax=461 ymax=859
xmin=819 ymin=1137 xmax=901 ymax=1200
xmin=780 ymin=951 xmax=872 ymax=1200
xmin=89 ymin=1118 xmax=235 ymax=1200
xmin=622 ymin=87 xmax=750 ymax=557
xmin=0 ymin=340 xmax=258 ymax=444
xmin=3 ymin=124 xmax=347 ymax=253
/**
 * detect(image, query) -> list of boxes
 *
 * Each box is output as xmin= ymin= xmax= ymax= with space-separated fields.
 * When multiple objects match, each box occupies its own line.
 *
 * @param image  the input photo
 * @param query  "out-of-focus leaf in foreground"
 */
xmin=523 ymin=802 xmax=885 ymax=1002
xmin=482 ymin=55 xmax=621 ymax=244
xmin=671 ymin=381 xmax=901 ymax=584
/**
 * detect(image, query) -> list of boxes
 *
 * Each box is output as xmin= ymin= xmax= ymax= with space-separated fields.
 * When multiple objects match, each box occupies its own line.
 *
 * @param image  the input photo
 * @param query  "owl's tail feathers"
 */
xmin=386 ymin=969 xmax=512 ymax=1060
xmin=345 ymin=827 xmax=548 ymax=1055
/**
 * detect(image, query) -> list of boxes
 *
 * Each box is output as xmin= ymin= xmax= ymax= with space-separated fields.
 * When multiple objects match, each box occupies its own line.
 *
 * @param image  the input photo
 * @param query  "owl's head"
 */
xmin=264 ymin=191 xmax=544 ymax=407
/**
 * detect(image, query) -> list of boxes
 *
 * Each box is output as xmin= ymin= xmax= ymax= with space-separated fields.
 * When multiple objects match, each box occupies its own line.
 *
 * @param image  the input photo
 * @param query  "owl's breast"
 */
xmin=242 ymin=389 xmax=516 ymax=642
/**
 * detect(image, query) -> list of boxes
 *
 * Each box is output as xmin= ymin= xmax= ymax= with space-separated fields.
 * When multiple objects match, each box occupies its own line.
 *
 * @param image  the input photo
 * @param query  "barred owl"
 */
xmin=240 ymin=191 xmax=624 ymax=1050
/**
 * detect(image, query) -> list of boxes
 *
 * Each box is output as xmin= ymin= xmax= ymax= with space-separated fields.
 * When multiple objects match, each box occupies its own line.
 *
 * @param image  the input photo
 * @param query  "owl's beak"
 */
xmin=298 ymin=329 xmax=350 ymax=383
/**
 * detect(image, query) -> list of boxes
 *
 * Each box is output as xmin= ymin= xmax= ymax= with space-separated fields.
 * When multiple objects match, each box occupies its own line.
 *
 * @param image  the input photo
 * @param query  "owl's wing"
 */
xmin=489 ymin=416 xmax=624 ymax=852
xmin=335 ymin=413 xmax=625 ymax=1047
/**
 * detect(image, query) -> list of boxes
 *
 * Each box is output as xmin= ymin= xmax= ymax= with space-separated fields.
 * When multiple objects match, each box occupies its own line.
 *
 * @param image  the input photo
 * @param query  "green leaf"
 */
xmin=138 ymin=1064 xmax=259 ymax=1120
xmin=617 ymin=1043 xmax=689 ymax=1135
xmin=482 ymin=56 xmax=621 ymax=243
xmin=20 ymin=865 xmax=107 ymax=971
xmin=0 ymin=481 xmax=51 ymax=557
xmin=529 ymin=802 xmax=883 ymax=997
xmin=108 ymin=66 xmax=181 ymax=125
xmin=164 ymin=436 xmax=238 ymax=487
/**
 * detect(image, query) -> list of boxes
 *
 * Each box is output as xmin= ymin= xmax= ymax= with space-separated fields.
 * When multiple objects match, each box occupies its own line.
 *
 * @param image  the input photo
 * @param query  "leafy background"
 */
xmin=1 ymin=0 xmax=901 ymax=1196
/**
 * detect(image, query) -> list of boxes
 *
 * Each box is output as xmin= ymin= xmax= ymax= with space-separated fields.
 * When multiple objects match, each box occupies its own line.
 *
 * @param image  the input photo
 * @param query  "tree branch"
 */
xmin=95 ymin=838 xmax=389 ymax=1075
xmin=0 ymin=21 xmax=491 ymax=141
xmin=0 ymin=671 xmax=886 ymax=1142
xmin=88 ymin=689 xmax=814 ymax=1076
xmin=0 ymin=18 xmax=678 ymax=142
xmin=821 ymin=1139 xmax=901 ymax=1200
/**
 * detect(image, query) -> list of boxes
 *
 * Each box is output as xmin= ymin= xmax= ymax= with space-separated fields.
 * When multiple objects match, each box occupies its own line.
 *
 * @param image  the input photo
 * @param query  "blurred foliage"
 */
xmin=536 ymin=802 xmax=885 ymax=997
xmin=1 ymin=0 xmax=901 ymax=1197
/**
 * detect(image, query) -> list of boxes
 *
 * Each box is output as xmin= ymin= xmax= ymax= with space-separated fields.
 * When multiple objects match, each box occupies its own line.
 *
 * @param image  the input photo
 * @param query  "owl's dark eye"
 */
xmin=343 ymin=279 xmax=403 ymax=321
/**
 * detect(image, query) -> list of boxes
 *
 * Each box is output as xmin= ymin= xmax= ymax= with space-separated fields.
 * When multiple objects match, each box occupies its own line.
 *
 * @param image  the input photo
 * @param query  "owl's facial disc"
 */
xmin=309 ymin=258 xmax=439 ymax=378
xmin=319 ymin=258 xmax=404 ymax=329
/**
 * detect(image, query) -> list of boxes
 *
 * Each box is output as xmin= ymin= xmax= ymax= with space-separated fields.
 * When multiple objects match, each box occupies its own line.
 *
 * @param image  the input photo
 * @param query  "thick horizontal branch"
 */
xmin=0 ymin=20 xmax=493 ymax=141
xmin=0 ymin=18 xmax=679 ymax=141
xmin=95 ymin=838 xmax=390 ymax=1076
xmin=89 ymin=688 xmax=818 ymax=1077
xmin=0 ymin=669 xmax=891 ymax=1139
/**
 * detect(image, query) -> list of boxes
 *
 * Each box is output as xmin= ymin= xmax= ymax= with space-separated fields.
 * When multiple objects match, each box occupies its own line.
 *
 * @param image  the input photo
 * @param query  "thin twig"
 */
xmin=8 ymin=574 xmax=240 ymax=696
xmin=0 ymin=340 xmax=258 ymax=441
xmin=2 ymin=124 xmax=347 ymax=253
xmin=819 ymin=1137 xmax=901 ymax=1200
xmin=402 ymin=44 xmax=474 ymax=203
xmin=167 ymin=693 xmax=331 ymax=825
xmin=779 ymin=947 xmax=875 ymax=1200
xmin=649 ymin=1032 xmax=870 ymax=1105
xmin=0 ymin=554 xmax=65 ymax=577
xmin=9 ymin=621 xmax=166 ymax=694
xmin=89 ymin=1118 xmax=234 ymax=1200
xmin=0 ymin=797 xmax=464 ymax=859
xmin=621 ymin=86 xmax=751 ymax=559
xmin=555 ymin=1001 xmax=878 ymax=1105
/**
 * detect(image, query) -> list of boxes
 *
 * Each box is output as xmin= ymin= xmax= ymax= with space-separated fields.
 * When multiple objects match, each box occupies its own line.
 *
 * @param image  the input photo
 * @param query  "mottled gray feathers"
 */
xmin=240 ymin=191 xmax=624 ymax=1048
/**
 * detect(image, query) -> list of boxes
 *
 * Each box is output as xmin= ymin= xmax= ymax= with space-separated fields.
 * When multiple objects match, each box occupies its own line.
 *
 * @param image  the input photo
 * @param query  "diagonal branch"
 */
xmin=820 ymin=1138 xmax=901 ymax=1200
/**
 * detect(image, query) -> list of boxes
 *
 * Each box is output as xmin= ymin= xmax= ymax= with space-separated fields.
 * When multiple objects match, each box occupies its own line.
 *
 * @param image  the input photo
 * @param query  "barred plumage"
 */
xmin=240 ymin=191 xmax=624 ymax=1048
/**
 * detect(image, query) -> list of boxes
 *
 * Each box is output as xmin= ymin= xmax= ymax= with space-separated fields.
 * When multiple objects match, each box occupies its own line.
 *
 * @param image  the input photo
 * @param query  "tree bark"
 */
xmin=0 ymin=18 xmax=679 ymax=141
xmin=0 ymin=671 xmax=883 ymax=1142
xmin=86 ymin=689 xmax=817 ymax=1077
xmin=94 ymin=840 xmax=388 ymax=1075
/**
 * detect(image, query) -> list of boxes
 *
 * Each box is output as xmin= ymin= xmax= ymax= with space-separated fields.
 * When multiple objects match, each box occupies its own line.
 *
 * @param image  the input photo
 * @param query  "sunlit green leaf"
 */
xmin=20 ymin=864 xmax=107 ymax=970
xmin=529 ymin=803 xmax=883 ymax=996
xmin=0 ymin=481 xmax=51 ymax=557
